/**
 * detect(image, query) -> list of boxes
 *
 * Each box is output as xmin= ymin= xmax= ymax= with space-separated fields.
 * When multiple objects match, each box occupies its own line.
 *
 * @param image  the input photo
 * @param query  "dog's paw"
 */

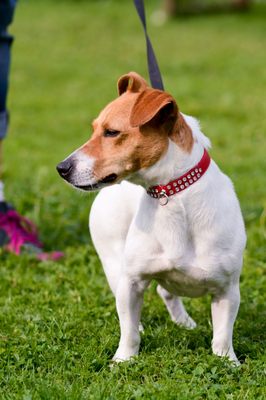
xmin=213 ymin=352 xmax=241 ymax=367
xmin=230 ymin=358 xmax=241 ymax=367
xmin=112 ymin=353 xmax=137 ymax=364
xmin=111 ymin=356 xmax=130 ymax=364
xmin=212 ymin=345 xmax=240 ymax=366
xmin=174 ymin=314 xmax=197 ymax=330
xmin=112 ymin=346 xmax=139 ymax=363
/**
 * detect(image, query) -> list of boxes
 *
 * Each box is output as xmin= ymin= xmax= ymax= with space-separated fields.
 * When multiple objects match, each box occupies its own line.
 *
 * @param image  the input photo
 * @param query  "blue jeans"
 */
xmin=0 ymin=0 xmax=17 ymax=139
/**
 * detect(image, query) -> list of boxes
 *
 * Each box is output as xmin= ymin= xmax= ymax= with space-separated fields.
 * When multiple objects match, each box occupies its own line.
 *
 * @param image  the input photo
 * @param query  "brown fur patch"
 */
xmin=78 ymin=74 xmax=194 ymax=183
xmin=81 ymin=122 xmax=168 ymax=181
xmin=114 ymin=133 xmax=129 ymax=146
xmin=169 ymin=113 xmax=194 ymax=153
xmin=117 ymin=72 xmax=148 ymax=96
xmin=130 ymin=89 xmax=177 ymax=128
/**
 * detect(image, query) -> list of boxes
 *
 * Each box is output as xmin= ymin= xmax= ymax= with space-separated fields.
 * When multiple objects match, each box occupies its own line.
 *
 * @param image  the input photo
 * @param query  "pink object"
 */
xmin=0 ymin=209 xmax=64 ymax=260
xmin=36 ymin=251 xmax=64 ymax=261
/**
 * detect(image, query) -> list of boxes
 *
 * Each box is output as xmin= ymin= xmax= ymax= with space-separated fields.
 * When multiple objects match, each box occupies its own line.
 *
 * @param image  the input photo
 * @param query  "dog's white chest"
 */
xmin=129 ymin=208 xmax=225 ymax=298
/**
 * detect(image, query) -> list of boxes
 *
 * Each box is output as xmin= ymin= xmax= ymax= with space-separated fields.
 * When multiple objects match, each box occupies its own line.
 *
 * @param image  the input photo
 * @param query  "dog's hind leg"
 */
xmin=157 ymin=285 xmax=196 ymax=329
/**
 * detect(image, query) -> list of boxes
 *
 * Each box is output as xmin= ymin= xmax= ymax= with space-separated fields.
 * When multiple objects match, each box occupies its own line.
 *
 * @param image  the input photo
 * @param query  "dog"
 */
xmin=57 ymin=72 xmax=246 ymax=364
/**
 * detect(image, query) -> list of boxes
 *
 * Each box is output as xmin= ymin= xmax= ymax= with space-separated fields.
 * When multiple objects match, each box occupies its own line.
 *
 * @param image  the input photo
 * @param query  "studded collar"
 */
xmin=147 ymin=149 xmax=211 ymax=205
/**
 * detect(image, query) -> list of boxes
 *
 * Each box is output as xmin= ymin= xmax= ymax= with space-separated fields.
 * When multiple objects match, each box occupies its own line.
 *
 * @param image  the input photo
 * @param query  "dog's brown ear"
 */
xmin=117 ymin=72 xmax=148 ymax=95
xmin=130 ymin=88 xmax=178 ymax=129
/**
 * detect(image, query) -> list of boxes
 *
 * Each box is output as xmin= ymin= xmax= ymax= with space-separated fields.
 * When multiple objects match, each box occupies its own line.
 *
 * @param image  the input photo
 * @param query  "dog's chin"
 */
xmin=73 ymin=173 xmax=118 ymax=192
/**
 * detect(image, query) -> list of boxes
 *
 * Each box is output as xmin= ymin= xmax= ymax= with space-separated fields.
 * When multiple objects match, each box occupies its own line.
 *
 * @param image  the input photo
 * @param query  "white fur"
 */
xmin=89 ymin=115 xmax=246 ymax=364
xmin=66 ymin=150 xmax=96 ymax=187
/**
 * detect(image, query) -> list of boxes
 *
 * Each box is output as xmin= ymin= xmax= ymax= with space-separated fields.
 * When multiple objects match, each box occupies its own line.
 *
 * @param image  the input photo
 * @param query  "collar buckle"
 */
xmin=159 ymin=190 xmax=169 ymax=206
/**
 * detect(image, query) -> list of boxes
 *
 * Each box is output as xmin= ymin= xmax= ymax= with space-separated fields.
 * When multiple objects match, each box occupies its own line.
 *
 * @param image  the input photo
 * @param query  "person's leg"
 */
xmin=0 ymin=1 xmax=63 ymax=260
xmin=0 ymin=141 xmax=4 ymax=201
xmin=0 ymin=30 xmax=13 ymax=138
xmin=0 ymin=0 xmax=16 ymax=245
xmin=0 ymin=0 xmax=17 ymax=199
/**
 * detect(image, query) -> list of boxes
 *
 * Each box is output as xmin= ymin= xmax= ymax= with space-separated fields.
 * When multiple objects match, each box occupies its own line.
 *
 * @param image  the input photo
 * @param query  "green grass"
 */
xmin=0 ymin=0 xmax=265 ymax=398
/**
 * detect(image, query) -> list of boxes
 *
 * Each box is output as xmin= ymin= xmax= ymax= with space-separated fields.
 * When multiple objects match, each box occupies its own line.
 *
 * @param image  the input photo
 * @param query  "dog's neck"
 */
xmin=136 ymin=115 xmax=210 ymax=188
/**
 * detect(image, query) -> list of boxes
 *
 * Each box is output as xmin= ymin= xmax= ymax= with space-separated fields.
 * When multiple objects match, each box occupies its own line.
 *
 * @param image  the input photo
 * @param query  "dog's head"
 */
xmin=57 ymin=72 xmax=193 ymax=191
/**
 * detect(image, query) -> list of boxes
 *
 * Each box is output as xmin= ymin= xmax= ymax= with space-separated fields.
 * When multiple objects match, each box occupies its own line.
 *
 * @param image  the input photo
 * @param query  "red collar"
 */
xmin=147 ymin=149 xmax=211 ymax=205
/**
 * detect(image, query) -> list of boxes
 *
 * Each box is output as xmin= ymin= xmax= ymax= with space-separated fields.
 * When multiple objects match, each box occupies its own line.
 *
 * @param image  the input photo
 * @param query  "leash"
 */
xmin=133 ymin=0 xmax=164 ymax=91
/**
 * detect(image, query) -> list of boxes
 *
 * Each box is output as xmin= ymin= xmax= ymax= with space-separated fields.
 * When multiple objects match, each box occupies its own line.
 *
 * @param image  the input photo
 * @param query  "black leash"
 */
xmin=133 ymin=0 xmax=164 ymax=91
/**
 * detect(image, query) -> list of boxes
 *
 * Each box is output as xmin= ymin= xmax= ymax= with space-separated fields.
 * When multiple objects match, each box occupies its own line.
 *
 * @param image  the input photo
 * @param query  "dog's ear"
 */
xmin=117 ymin=72 xmax=148 ymax=95
xmin=130 ymin=88 xmax=178 ymax=130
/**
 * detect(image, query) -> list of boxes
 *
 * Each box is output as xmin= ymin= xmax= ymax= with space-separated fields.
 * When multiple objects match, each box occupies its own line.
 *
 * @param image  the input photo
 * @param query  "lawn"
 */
xmin=0 ymin=0 xmax=265 ymax=398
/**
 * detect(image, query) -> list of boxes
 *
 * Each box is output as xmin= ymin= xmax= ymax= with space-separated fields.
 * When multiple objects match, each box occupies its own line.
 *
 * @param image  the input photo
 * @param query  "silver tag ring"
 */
xmin=159 ymin=190 xmax=169 ymax=206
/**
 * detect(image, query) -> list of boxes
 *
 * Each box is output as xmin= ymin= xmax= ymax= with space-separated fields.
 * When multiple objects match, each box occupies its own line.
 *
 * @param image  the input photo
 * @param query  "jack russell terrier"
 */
xmin=57 ymin=72 xmax=246 ymax=364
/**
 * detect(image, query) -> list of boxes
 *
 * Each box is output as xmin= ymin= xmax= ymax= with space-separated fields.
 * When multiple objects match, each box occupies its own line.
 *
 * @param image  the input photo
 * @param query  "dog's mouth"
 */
xmin=74 ymin=173 xmax=118 ymax=191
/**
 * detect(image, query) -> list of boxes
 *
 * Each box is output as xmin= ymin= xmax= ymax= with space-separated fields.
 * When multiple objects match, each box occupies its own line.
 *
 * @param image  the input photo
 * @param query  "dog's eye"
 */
xmin=103 ymin=129 xmax=120 ymax=137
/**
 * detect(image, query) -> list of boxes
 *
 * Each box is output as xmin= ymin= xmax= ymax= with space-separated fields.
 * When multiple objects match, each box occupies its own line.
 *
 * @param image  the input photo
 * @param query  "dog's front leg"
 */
xmin=211 ymin=282 xmax=240 ymax=365
xmin=112 ymin=275 xmax=148 ymax=362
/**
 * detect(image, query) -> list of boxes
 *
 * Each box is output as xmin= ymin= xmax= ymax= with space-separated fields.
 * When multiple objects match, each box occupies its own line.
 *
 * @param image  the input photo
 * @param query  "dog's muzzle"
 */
xmin=56 ymin=155 xmax=118 ymax=190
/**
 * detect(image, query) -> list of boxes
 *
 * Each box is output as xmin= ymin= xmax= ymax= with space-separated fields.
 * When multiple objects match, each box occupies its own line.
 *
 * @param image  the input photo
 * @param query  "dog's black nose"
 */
xmin=56 ymin=160 xmax=73 ymax=178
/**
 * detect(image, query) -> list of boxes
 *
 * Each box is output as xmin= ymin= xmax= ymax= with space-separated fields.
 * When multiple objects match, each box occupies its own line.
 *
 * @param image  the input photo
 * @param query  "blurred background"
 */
xmin=163 ymin=0 xmax=251 ymax=16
